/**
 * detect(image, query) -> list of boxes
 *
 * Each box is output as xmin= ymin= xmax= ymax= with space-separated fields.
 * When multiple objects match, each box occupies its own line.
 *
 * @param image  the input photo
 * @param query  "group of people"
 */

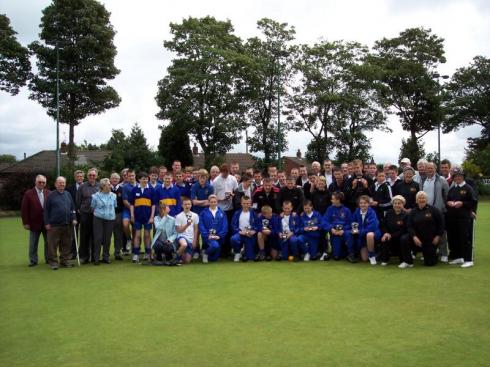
xmin=21 ymin=157 xmax=478 ymax=270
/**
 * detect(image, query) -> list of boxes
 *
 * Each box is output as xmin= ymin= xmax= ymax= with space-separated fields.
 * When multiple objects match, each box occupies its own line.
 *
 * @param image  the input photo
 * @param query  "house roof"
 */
xmin=191 ymin=153 xmax=256 ymax=170
xmin=283 ymin=156 xmax=306 ymax=166
xmin=0 ymin=150 xmax=110 ymax=174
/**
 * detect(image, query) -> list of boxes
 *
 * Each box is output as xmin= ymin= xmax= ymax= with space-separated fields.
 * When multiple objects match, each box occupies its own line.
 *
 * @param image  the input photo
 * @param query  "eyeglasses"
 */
xmin=36 ymin=181 xmax=46 ymax=184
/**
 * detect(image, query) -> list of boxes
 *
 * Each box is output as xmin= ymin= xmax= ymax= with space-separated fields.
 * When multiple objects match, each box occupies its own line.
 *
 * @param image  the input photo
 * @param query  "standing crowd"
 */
xmin=21 ymin=157 xmax=478 ymax=270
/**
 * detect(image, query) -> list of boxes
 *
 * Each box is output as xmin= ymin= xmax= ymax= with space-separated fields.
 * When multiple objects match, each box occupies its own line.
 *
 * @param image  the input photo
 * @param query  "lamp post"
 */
xmin=277 ymin=79 xmax=281 ymax=169
xmin=55 ymin=41 xmax=60 ymax=177
xmin=433 ymin=73 xmax=449 ymax=165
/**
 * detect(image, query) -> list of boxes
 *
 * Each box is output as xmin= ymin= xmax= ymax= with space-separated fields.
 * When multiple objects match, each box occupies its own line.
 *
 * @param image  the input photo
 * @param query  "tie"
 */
xmin=38 ymin=190 xmax=44 ymax=208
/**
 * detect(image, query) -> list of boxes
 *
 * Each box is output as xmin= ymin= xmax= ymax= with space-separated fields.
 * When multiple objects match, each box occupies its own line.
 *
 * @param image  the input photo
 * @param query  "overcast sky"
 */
xmin=1 ymin=0 xmax=489 ymax=165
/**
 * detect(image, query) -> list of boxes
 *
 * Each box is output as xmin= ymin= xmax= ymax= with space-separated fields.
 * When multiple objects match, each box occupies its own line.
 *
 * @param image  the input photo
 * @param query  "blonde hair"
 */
xmin=99 ymin=178 xmax=110 ymax=190
xmin=261 ymin=205 xmax=272 ymax=214
xmin=416 ymin=191 xmax=428 ymax=201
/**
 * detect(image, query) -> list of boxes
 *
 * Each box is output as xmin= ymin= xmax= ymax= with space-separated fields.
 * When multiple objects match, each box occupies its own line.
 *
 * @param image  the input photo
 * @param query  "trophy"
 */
xmin=307 ymin=219 xmax=315 ymax=231
xmin=281 ymin=229 xmax=289 ymax=240
xmin=209 ymin=228 xmax=217 ymax=240
xmin=334 ymin=224 xmax=343 ymax=231
xmin=185 ymin=213 xmax=192 ymax=224
xmin=351 ymin=222 xmax=359 ymax=235
xmin=262 ymin=219 xmax=270 ymax=231
xmin=245 ymin=225 xmax=252 ymax=236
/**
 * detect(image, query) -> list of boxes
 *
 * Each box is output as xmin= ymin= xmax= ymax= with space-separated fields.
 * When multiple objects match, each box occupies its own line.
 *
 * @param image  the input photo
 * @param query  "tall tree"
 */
xmin=102 ymin=123 xmax=158 ymax=173
xmin=158 ymin=122 xmax=193 ymax=169
xmin=155 ymin=16 xmax=247 ymax=168
xmin=29 ymin=0 xmax=120 ymax=163
xmin=368 ymin=28 xmax=446 ymax=163
xmin=241 ymin=18 xmax=296 ymax=164
xmin=288 ymin=41 xmax=387 ymax=163
xmin=444 ymin=55 xmax=489 ymax=172
xmin=0 ymin=14 xmax=31 ymax=95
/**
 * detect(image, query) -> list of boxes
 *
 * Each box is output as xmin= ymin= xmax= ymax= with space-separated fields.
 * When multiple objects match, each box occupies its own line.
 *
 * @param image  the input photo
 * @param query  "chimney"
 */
xmin=24 ymin=152 xmax=26 ymax=160
xmin=60 ymin=142 xmax=68 ymax=154
xmin=296 ymin=149 xmax=302 ymax=159
xmin=192 ymin=143 xmax=198 ymax=155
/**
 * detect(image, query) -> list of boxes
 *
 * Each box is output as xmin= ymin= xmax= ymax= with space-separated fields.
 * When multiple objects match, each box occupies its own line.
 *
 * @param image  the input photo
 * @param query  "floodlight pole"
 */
xmin=56 ymin=41 xmax=61 ymax=178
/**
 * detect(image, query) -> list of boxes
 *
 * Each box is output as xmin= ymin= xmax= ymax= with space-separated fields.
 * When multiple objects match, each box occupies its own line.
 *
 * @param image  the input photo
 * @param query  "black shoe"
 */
xmin=265 ymin=256 xmax=272 ymax=261
xmin=333 ymin=256 xmax=341 ymax=261
xmin=241 ymin=256 xmax=248 ymax=262
xmin=311 ymin=254 xmax=320 ymax=261
xmin=28 ymin=262 xmax=38 ymax=267
xmin=346 ymin=254 xmax=358 ymax=263
xmin=93 ymin=261 xmax=100 ymax=266
xmin=293 ymin=256 xmax=300 ymax=262
xmin=50 ymin=264 xmax=59 ymax=270
xmin=60 ymin=263 xmax=74 ymax=268
xmin=115 ymin=255 xmax=123 ymax=261
xmin=81 ymin=259 xmax=90 ymax=264
xmin=254 ymin=254 xmax=261 ymax=262
xmin=102 ymin=259 xmax=111 ymax=264
xmin=276 ymin=256 xmax=282 ymax=261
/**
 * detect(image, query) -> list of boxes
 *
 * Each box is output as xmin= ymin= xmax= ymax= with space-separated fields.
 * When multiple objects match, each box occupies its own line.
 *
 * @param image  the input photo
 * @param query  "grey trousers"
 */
xmin=93 ymin=216 xmax=114 ymax=261
xmin=29 ymin=230 xmax=48 ymax=265
xmin=112 ymin=212 xmax=123 ymax=256
xmin=47 ymin=225 xmax=72 ymax=265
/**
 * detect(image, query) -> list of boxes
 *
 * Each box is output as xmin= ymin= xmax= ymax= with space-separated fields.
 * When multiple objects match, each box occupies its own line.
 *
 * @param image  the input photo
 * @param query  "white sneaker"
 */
xmin=411 ymin=252 xmax=415 ymax=260
xmin=398 ymin=262 xmax=414 ymax=269
xmin=192 ymin=252 xmax=200 ymax=260
xmin=369 ymin=256 xmax=377 ymax=265
xmin=202 ymin=253 xmax=208 ymax=263
xmin=449 ymin=258 xmax=464 ymax=265
xmin=132 ymin=254 xmax=139 ymax=263
xmin=319 ymin=252 xmax=328 ymax=261
xmin=461 ymin=261 xmax=474 ymax=268
xmin=143 ymin=254 xmax=150 ymax=261
xmin=234 ymin=253 xmax=241 ymax=262
xmin=304 ymin=253 xmax=311 ymax=262
xmin=440 ymin=256 xmax=448 ymax=263
xmin=381 ymin=262 xmax=388 ymax=266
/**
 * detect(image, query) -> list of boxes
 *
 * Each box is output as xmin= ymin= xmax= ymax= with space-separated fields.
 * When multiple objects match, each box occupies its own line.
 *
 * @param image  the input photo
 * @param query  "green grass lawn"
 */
xmin=1 ymin=204 xmax=489 ymax=367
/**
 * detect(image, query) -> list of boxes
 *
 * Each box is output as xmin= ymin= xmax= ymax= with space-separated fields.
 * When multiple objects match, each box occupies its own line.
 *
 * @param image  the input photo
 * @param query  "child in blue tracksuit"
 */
xmin=155 ymin=172 xmax=182 ymax=217
xmin=273 ymin=200 xmax=305 ymax=261
xmin=231 ymin=196 xmax=259 ymax=262
xmin=322 ymin=192 xmax=354 ymax=261
xmin=299 ymin=200 xmax=323 ymax=261
xmin=352 ymin=195 xmax=382 ymax=265
xmin=129 ymin=172 xmax=157 ymax=262
xmin=255 ymin=205 xmax=278 ymax=261
xmin=198 ymin=195 xmax=228 ymax=262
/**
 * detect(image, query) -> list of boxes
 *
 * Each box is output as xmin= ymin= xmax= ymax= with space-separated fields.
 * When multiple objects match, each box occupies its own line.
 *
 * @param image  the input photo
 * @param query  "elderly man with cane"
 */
xmin=44 ymin=177 xmax=77 ymax=270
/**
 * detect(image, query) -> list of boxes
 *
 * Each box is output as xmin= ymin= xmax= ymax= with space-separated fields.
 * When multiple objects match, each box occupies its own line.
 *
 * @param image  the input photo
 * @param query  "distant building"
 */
xmin=0 ymin=150 xmax=110 ymax=176
xmin=191 ymin=152 xmax=256 ymax=171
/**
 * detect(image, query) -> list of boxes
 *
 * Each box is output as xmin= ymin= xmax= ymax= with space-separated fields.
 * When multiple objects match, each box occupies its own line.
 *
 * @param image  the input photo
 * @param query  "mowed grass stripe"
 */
xmin=0 ymin=202 xmax=489 ymax=366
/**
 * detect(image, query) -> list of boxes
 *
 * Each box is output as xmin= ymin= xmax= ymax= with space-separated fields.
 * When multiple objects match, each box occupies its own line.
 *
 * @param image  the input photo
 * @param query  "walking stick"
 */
xmin=472 ymin=218 xmax=476 ymax=263
xmin=73 ymin=225 xmax=81 ymax=267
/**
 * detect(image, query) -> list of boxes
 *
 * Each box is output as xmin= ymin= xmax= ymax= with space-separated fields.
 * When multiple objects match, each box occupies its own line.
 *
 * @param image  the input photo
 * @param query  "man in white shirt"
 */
xmin=322 ymin=159 xmax=333 ymax=187
xmin=212 ymin=164 xmax=238 ymax=256
xmin=175 ymin=197 xmax=199 ymax=264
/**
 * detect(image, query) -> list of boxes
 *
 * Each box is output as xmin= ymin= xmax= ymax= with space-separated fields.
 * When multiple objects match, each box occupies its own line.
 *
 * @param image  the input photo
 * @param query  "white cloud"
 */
xmin=1 ymin=0 xmax=488 ymax=164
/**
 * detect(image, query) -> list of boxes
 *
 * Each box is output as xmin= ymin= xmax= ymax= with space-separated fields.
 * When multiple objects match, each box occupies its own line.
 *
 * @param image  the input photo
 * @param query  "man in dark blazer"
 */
xmin=21 ymin=174 xmax=50 ymax=266
xmin=66 ymin=170 xmax=84 ymax=258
